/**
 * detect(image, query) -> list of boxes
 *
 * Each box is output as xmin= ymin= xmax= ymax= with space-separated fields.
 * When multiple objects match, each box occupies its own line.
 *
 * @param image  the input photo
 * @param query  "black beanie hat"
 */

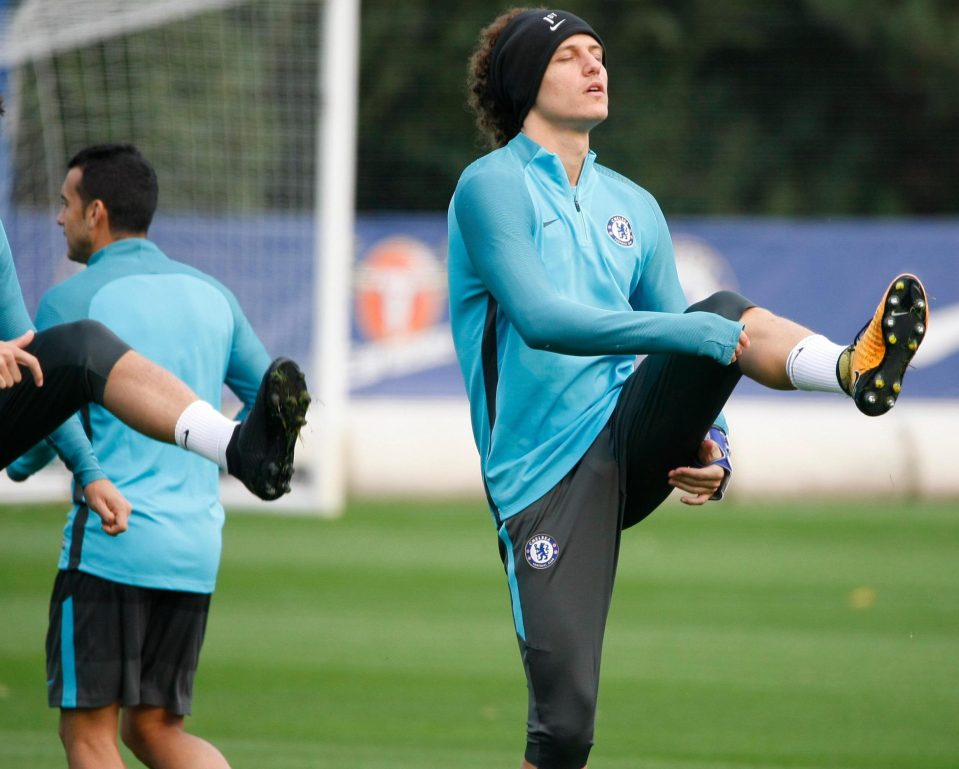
xmin=489 ymin=9 xmax=605 ymax=136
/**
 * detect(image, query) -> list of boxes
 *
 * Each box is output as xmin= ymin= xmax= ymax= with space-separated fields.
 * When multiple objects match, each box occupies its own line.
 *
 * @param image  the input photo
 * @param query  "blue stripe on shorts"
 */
xmin=60 ymin=596 xmax=77 ymax=707
xmin=497 ymin=524 xmax=526 ymax=641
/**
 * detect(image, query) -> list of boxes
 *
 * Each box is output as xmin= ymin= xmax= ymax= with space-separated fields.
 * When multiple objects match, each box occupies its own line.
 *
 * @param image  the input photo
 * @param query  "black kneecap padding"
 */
xmin=0 ymin=321 xmax=133 ymax=469
xmin=30 ymin=320 xmax=132 ymax=404
xmin=686 ymin=290 xmax=755 ymax=322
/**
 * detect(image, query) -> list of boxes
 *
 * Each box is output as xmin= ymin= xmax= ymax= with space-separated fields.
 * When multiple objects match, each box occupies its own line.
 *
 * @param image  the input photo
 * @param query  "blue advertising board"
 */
xmin=6 ymin=211 xmax=958 ymax=399
xmin=344 ymin=216 xmax=959 ymax=400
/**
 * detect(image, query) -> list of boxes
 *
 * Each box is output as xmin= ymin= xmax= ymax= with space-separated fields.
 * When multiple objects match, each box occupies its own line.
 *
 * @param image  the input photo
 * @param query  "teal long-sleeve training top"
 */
xmin=448 ymin=133 xmax=743 ymax=521
xmin=8 ymin=238 xmax=270 ymax=593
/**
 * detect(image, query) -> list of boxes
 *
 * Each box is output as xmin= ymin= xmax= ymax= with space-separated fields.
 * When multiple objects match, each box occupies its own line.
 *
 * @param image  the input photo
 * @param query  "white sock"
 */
xmin=174 ymin=400 xmax=239 ymax=471
xmin=786 ymin=334 xmax=847 ymax=393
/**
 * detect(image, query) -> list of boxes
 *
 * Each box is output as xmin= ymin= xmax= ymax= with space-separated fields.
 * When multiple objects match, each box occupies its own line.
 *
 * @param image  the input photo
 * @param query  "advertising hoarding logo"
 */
xmin=354 ymin=236 xmax=447 ymax=342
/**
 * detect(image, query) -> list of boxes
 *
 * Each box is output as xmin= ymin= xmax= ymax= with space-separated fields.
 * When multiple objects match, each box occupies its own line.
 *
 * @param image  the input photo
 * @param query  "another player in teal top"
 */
xmin=9 ymin=233 xmax=270 ymax=591
xmin=449 ymin=10 xmax=929 ymax=769
xmin=1 ymin=95 xmax=310 ymax=520
xmin=7 ymin=144 xmax=289 ymax=769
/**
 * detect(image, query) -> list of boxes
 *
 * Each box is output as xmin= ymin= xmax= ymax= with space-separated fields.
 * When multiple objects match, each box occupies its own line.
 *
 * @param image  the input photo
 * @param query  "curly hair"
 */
xmin=467 ymin=7 xmax=542 ymax=149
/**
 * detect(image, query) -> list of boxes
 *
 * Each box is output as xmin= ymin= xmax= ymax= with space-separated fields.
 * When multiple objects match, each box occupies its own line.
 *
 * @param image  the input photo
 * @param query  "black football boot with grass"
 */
xmin=226 ymin=357 xmax=310 ymax=500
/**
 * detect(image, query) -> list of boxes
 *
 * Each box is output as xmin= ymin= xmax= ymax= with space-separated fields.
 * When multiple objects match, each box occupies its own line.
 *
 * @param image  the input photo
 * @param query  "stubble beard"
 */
xmin=67 ymin=234 xmax=94 ymax=264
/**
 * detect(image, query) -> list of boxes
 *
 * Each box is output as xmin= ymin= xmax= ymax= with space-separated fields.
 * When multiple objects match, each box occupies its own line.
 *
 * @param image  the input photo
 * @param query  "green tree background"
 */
xmin=358 ymin=0 xmax=959 ymax=215
xmin=5 ymin=0 xmax=958 ymax=215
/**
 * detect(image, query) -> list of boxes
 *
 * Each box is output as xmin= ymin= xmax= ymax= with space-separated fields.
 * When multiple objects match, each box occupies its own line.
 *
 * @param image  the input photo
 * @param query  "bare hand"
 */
xmin=667 ymin=438 xmax=724 ymax=506
xmin=0 ymin=330 xmax=43 ymax=388
xmin=83 ymin=479 xmax=131 ymax=536
xmin=729 ymin=329 xmax=750 ymax=364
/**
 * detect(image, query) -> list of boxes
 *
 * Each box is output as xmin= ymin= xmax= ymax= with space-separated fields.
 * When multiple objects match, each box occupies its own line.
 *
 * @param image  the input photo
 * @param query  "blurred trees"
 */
xmin=6 ymin=0 xmax=321 ymax=213
xmin=357 ymin=0 xmax=959 ymax=215
xmin=5 ymin=0 xmax=957 ymax=215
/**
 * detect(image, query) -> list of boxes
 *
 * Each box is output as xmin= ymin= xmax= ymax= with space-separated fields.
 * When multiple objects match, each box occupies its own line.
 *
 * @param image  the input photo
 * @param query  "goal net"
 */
xmin=0 ymin=0 xmax=357 ymax=514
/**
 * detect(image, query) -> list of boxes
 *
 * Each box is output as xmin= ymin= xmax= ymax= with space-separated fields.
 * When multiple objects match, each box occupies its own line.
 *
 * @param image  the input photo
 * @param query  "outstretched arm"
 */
xmin=454 ymin=170 xmax=745 ymax=362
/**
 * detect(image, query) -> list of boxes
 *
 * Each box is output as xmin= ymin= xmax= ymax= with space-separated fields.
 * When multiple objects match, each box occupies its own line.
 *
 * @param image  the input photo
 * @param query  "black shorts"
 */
xmin=0 ymin=320 xmax=130 ymax=469
xmin=498 ymin=291 xmax=753 ymax=769
xmin=46 ymin=570 xmax=211 ymax=716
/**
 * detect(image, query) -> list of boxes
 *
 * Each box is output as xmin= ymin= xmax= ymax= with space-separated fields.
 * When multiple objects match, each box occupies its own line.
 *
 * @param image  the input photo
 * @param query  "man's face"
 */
xmin=530 ymin=34 xmax=608 ymax=133
xmin=57 ymin=167 xmax=95 ymax=264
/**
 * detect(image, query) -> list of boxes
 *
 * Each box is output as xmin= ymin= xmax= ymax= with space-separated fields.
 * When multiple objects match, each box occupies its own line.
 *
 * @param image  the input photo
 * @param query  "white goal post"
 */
xmin=0 ymin=0 xmax=359 ymax=515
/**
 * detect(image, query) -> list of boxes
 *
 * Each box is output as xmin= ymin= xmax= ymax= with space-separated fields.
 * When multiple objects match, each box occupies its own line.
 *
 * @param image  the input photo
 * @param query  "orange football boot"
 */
xmin=840 ymin=273 xmax=928 ymax=416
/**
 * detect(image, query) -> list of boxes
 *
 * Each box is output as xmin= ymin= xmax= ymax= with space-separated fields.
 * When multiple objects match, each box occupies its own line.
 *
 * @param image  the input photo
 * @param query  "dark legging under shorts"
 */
xmin=0 ymin=320 xmax=131 ymax=469
xmin=501 ymin=290 xmax=755 ymax=769
xmin=613 ymin=290 xmax=755 ymax=528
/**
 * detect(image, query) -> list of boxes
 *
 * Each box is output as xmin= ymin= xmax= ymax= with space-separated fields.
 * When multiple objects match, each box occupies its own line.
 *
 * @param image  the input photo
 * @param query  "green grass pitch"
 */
xmin=1 ymin=497 xmax=957 ymax=768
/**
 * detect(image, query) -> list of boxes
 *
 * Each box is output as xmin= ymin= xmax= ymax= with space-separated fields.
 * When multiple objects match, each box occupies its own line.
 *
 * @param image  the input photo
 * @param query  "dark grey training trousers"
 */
xmin=499 ymin=291 xmax=754 ymax=769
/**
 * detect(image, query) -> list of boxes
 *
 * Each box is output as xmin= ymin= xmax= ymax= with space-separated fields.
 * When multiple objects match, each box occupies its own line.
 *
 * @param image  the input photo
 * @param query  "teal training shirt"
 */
xmin=448 ymin=133 xmax=743 ymax=521
xmin=1 ymin=217 xmax=105 ymax=485
xmin=8 ymin=238 xmax=270 ymax=593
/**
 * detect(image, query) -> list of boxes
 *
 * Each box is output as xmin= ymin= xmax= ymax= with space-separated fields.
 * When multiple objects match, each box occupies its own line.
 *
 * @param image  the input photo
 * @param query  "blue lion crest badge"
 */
xmin=525 ymin=533 xmax=560 ymax=569
xmin=606 ymin=215 xmax=634 ymax=247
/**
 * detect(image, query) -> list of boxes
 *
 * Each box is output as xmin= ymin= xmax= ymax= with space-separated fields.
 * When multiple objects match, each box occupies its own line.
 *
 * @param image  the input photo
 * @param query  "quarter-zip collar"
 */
xmin=509 ymin=133 xmax=596 ymax=244
xmin=508 ymin=132 xmax=597 ymax=197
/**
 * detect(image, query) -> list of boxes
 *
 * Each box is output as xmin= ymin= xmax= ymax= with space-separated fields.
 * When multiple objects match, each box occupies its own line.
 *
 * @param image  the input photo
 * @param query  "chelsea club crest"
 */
xmin=525 ymin=533 xmax=560 ymax=569
xmin=606 ymin=215 xmax=634 ymax=247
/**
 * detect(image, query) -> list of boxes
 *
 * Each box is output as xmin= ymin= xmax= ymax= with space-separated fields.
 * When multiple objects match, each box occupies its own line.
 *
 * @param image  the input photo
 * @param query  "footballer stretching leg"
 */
xmin=738 ymin=274 xmax=928 ymax=416
xmin=1 ymin=320 xmax=310 ymax=500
